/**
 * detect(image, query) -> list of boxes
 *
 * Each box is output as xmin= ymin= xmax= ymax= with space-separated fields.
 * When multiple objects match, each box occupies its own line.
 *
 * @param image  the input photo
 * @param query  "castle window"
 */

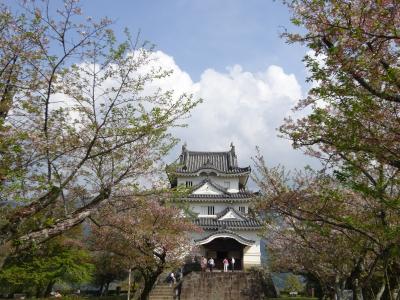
xmin=185 ymin=181 xmax=193 ymax=187
xmin=239 ymin=206 xmax=246 ymax=213
xmin=207 ymin=206 xmax=215 ymax=215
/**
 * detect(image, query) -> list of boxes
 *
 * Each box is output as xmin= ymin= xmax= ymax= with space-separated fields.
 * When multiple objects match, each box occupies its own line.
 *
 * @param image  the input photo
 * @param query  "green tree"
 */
xmin=0 ymin=230 xmax=93 ymax=297
xmin=91 ymin=251 xmax=127 ymax=296
xmin=0 ymin=0 xmax=199 ymax=267
xmin=285 ymin=274 xmax=304 ymax=293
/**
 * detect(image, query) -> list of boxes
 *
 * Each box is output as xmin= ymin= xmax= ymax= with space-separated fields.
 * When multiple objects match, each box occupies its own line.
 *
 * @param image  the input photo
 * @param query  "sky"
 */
xmin=80 ymin=0 xmax=307 ymax=83
xmin=8 ymin=0 xmax=319 ymax=178
xmin=76 ymin=0 xmax=319 ymax=173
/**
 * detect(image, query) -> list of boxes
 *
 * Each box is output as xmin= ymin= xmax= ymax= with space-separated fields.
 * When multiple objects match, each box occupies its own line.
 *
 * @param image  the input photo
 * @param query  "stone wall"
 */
xmin=179 ymin=271 xmax=278 ymax=300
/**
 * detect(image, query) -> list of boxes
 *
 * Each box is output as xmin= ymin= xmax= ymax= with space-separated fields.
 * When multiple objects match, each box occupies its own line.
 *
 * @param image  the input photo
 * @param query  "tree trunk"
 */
xmin=35 ymin=284 xmax=45 ymax=298
xmin=18 ymin=189 xmax=111 ymax=244
xmin=320 ymin=284 xmax=330 ymax=300
xmin=382 ymin=265 xmax=398 ymax=300
xmin=349 ymin=257 xmax=365 ymax=300
xmin=104 ymin=282 xmax=110 ymax=296
xmin=390 ymin=281 xmax=399 ymax=300
xmin=0 ymin=240 xmax=13 ymax=269
xmin=140 ymin=275 xmax=158 ymax=300
xmin=98 ymin=282 xmax=104 ymax=296
xmin=138 ymin=251 xmax=166 ymax=300
xmin=140 ymin=268 xmax=164 ymax=300
xmin=44 ymin=280 xmax=56 ymax=297
xmin=0 ymin=189 xmax=111 ymax=270
xmin=353 ymin=278 xmax=364 ymax=300
xmin=334 ymin=275 xmax=346 ymax=300
xmin=376 ymin=281 xmax=386 ymax=300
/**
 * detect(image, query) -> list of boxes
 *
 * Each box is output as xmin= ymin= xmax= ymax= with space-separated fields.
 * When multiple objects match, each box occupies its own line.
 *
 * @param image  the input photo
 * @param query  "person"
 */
xmin=200 ymin=256 xmax=207 ymax=272
xmin=176 ymin=268 xmax=183 ymax=281
xmin=168 ymin=272 xmax=176 ymax=286
xmin=208 ymin=257 xmax=215 ymax=272
xmin=54 ymin=291 xmax=62 ymax=298
xmin=231 ymin=257 xmax=235 ymax=272
xmin=223 ymin=258 xmax=229 ymax=272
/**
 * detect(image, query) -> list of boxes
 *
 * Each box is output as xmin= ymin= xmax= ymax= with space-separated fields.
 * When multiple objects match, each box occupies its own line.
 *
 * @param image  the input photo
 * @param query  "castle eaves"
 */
xmin=173 ymin=144 xmax=251 ymax=175
xmin=194 ymin=217 xmax=262 ymax=230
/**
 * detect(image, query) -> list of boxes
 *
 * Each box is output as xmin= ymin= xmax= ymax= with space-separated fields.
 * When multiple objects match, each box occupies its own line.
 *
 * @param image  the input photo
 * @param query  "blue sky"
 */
xmin=8 ymin=0 xmax=317 ymax=173
xmin=77 ymin=1 xmax=318 ymax=171
xmin=80 ymin=0 xmax=308 ymax=83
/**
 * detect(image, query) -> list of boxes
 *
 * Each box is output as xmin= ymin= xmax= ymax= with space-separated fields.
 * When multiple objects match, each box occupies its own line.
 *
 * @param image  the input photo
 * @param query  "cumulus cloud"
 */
xmin=50 ymin=49 xmax=317 ymax=179
xmin=144 ymin=51 xmax=318 ymax=174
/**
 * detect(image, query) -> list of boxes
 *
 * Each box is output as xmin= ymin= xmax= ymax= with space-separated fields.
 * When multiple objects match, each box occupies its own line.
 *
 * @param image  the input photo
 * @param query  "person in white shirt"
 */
xmin=231 ymin=257 xmax=235 ymax=272
xmin=169 ymin=272 xmax=176 ymax=286
xmin=208 ymin=257 xmax=215 ymax=272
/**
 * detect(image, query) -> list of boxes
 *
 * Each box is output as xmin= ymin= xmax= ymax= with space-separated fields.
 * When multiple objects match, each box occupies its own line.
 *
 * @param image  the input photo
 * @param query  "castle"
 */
xmin=168 ymin=143 xmax=261 ymax=270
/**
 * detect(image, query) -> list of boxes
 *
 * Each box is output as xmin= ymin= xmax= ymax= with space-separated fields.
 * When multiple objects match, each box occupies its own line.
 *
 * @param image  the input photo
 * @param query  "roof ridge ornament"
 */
xmin=203 ymin=158 xmax=213 ymax=167
xmin=229 ymin=142 xmax=237 ymax=169
xmin=230 ymin=142 xmax=235 ymax=155
xmin=171 ymin=145 xmax=251 ymax=177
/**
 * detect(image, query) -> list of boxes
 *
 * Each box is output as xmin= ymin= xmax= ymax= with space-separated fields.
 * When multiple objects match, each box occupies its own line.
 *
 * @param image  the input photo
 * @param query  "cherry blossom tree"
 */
xmin=0 ymin=0 xmax=199 ymax=268
xmin=89 ymin=192 xmax=199 ymax=300
xmin=255 ymin=1 xmax=400 ymax=299
xmin=253 ymin=153 xmax=399 ymax=300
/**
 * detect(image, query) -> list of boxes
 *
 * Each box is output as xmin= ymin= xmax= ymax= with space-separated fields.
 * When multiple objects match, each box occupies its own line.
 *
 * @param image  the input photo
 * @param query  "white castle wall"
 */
xmin=242 ymin=232 xmax=262 ymax=268
xmin=190 ymin=203 xmax=249 ymax=216
xmin=177 ymin=176 xmax=239 ymax=192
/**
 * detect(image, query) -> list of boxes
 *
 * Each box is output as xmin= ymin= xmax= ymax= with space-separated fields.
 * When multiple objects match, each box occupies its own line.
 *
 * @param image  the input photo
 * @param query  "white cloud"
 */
xmin=144 ymin=51 xmax=318 ymax=175
xmin=49 ymin=49 xmax=317 ymax=182
xmin=138 ymin=50 xmax=195 ymax=97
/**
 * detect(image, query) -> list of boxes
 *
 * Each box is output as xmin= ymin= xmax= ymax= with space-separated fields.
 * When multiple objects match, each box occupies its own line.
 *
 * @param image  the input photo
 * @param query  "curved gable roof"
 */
xmin=191 ymin=178 xmax=229 ymax=195
xmin=194 ymin=229 xmax=256 ymax=246
xmin=216 ymin=206 xmax=248 ymax=220
xmin=194 ymin=217 xmax=262 ymax=230
xmin=173 ymin=144 xmax=251 ymax=175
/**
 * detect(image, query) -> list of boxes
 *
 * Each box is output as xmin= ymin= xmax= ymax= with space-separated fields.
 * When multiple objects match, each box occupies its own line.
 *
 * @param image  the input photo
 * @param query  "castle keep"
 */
xmin=168 ymin=143 xmax=262 ymax=270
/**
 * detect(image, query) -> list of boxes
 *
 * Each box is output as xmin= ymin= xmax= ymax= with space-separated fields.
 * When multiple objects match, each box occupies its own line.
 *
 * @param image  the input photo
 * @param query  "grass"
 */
xmin=268 ymin=298 xmax=318 ymax=300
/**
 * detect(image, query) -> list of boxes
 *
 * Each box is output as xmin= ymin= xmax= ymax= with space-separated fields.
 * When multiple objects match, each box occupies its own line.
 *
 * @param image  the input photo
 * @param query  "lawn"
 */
xmin=269 ymin=298 xmax=318 ymax=300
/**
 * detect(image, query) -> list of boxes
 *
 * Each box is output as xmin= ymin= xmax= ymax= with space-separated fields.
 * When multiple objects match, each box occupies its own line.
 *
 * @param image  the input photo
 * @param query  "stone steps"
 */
xmin=149 ymin=283 xmax=175 ymax=300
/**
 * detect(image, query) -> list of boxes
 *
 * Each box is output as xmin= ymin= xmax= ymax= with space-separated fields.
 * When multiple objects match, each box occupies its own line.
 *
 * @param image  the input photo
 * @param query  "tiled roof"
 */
xmin=194 ymin=217 xmax=262 ymax=230
xmin=173 ymin=144 xmax=251 ymax=175
xmin=177 ymin=178 xmax=257 ymax=202
xmin=182 ymin=190 xmax=256 ymax=202
xmin=194 ymin=229 xmax=256 ymax=245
